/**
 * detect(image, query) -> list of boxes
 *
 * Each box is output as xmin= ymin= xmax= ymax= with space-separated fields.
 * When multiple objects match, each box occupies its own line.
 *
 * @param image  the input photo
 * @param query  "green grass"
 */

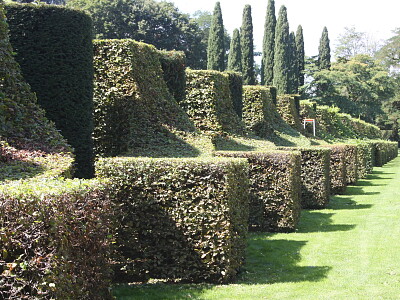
xmin=112 ymin=154 xmax=400 ymax=299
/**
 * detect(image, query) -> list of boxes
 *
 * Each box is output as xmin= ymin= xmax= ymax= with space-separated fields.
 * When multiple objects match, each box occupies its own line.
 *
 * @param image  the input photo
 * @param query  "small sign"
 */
xmin=303 ymin=119 xmax=316 ymax=136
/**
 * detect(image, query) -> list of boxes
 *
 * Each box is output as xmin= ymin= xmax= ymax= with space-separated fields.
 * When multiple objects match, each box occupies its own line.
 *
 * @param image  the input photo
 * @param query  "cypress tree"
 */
xmin=240 ymin=4 xmax=255 ymax=85
xmin=318 ymin=26 xmax=331 ymax=70
xmin=273 ymin=5 xmax=290 ymax=94
xmin=227 ymin=28 xmax=242 ymax=73
xmin=261 ymin=0 xmax=276 ymax=85
xmin=288 ymin=31 xmax=299 ymax=94
xmin=295 ymin=25 xmax=305 ymax=87
xmin=207 ymin=2 xmax=225 ymax=71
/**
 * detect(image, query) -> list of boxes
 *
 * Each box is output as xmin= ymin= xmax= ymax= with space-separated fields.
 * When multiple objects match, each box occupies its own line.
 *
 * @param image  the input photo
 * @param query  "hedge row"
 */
xmin=276 ymin=95 xmax=303 ymax=132
xmin=215 ymin=151 xmax=301 ymax=232
xmin=93 ymin=39 xmax=195 ymax=157
xmin=226 ymin=71 xmax=243 ymax=119
xmin=6 ymin=3 xmax=94 ymax=178
xmin=0 ymin=180 xmax=114 ymax=300
xmin=371 ymin=140 xmax=399 ymax=167
xmin=279 ymin=147 xmax=331 ymax=208
xmin=95 ymin=157 xmax=250 ymax=283
xmin=182 ymin=70 xmax=245 ymax=135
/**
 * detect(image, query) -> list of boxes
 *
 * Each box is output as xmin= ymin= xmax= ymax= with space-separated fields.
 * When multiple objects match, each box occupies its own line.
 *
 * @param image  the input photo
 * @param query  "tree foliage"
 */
xmin=240 ymin=4 xmax=255 ymax=85
xmin=67 ymin=0 xmax=204 ymax=69
xmin=288 ymin=31 xmax=299 ymax=94
xmin=227 ymin=28 xmax=242 ymax=73
xmin=273 ymin=5 xmax=290 ymax=94
xmin=207 ymin=1 xmax=225 ymax=71
xmin=377 ymin=28 xmax=400 ymax=71
xmin=318 ymin=26 xmax=331 ymax=70
xmin=261 ymin=0 xmax=276 ymax=85
xmin=295 ymin=25 xmax=305 ymax=87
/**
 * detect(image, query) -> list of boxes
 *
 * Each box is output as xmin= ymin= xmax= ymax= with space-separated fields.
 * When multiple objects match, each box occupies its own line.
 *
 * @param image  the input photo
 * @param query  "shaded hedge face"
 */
xmin=96 ymin=157 xmax=249 ymax=283
xmin=215 ymin=150 xmax=302 ymax=232
xmin=6 ymin=4 xmax=94 ymax=178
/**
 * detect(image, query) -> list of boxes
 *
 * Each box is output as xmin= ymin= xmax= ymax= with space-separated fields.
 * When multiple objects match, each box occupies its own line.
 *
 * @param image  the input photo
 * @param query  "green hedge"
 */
xmin=96 ymin=157 xmax=249 ymax=283
xmin=279 ymin=147 xmax=331 ymax=208
xmin=158 ymin=50 xmax=186 ymax=103
xmin=226 ymin=71 xmax=243 ymax=119
xmin=371 ymin=141 xmax=399 ymax=167
xmin=276 ymin=95 xmax=303 ymax=132
xmin=0 ymin=180 xmax=114 ymax=299
xmin=353 ymin=141 xmax=374 ymax=179
xmin=182 ymin=70 xmax=246 ymax=135
xmin=215 ymin=151 xmax=301 ymax=232
xmin=93 ymin=39 xmax=195 ymax=157
xmin=344 ymin=144 xmax=358 ymax=185
xmin=321 ymin=144 xmax=347 ymax=194
xmin=6 ymin=3 xmax=94 ymax=178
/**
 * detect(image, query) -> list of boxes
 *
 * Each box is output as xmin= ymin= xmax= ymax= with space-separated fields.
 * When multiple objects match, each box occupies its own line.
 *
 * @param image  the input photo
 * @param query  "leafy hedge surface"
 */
xmin=215 ymin=151 xmax=301 ymax=232
xmin=0 ymin=181 xmax=114 ymax=299
xmin=182 ymin=70 xmax=246 ymax=135
xmin=226 ymin=71 xmax=243 ymax=119
xmin=96 ymin=157 xmax=250 ymax=283
xmin=93 ymin=39 xmax=195 ymax=157
xmin=344 ymin=144 xmax=358 ymax=185
xmin=276 ymin=95 xmax=303 ymax=132
xmin=158 ymin=50 xmax=186 ymax=102
xmin=354 ymin=141 xmax=374 ymax=179
xmin=279 ymin=147 xmax=331 ymax=208
xmin=6 ymin=4 xmax=94 ymax=178
xmin=372 ymin=141 xmax=398 ymax=167
xmin=321 ymin=144 xmax=347 ymax=194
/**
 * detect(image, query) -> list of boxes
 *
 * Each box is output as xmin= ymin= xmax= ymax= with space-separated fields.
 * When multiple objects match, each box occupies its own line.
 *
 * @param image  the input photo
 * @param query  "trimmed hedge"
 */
xmin=321 ymin=144 xmax=347 ymax=194
xmin=215 ymin=151 xmax=301 ymax=232
xmin=93 ymin=39 xmax=195 ymax=157
xmin=6 ymin=3 xmax=94 ymax=178
xmin=158 ymin=49 xmax=186 ymax=102
xmin=182 ymin=70 xmax=246 ymax=135
xmin=0 ymin=180 xmax=114 ymax=299
xmin=344 ymin=144 xmax=358 ymax=185
xmin=371 ymin=141 xmax=399 ymax=167
xmin=276 ymin=95 xmax=303 ymax=132
xmin=96 ymin=157 xmax=250 ymax=283
xmin=280 ymin=147 xmax=331 ymax=208
xmin=226 ymin=71 xmax=243 ymax=119
xmin=354 ymin=141 xmax=374 ymax=179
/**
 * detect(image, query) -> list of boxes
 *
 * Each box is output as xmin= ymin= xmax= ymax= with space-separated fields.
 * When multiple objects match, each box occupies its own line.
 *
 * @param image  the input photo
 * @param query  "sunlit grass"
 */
xmin=113 ymin=155 xmax=400 ymax=299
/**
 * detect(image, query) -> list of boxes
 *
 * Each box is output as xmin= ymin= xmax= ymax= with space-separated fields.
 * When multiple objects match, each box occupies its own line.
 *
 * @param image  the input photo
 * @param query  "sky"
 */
xmin=157 ymin=0 xmax=400 ymax=58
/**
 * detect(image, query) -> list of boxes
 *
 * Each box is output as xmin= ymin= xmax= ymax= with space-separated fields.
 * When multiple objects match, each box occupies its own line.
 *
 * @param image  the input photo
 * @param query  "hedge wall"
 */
xmin=215 ymin=151 xmax=301 ymax=232
xmin=158 ymin=50 xmax=186 ymax=103
xmin=182 ymin=70 xmax=246 ymax=135
xmin=280 ymin=147 xmax=331 ymax=208
xmin=0 ymin=180 xmax=114 ymax=299
xmin=321 ymin=144 xmax=347 ymax=194
xmin=276 ymin=95 xmax=303 ymax=132
xmin=344 ymin=144 xmax=358 ymax=185
xmin=372 ymin=141 xmax=399 ymax=167
xmin=93 ymin=39 xmax=195 ymax=157
xmin=226 ymin=71 xmax=243 ymax=119
xmin=96 ymin=157 xmax=249 ymax=283
xmin=6 ymin=4 xmax=94 ymax=178
xmin=354 ymin=141 xmax=374 ymax=179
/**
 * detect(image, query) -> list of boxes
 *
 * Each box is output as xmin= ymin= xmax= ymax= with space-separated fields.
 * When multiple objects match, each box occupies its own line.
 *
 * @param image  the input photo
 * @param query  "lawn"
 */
xmin=112 ymin=154 xmax=400 ymax=300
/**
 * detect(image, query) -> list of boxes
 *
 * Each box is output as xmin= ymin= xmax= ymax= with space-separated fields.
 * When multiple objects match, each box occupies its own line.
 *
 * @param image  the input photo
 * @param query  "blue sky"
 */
xmin=157 ymin=0 xmax=400 ymax=57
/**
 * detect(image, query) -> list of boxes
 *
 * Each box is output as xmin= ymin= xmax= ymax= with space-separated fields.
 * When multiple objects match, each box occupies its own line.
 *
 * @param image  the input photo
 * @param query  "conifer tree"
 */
xmin=295 ymin=25 xmax=305 ymax=87
xmin=240 ymin=4 xmax=255 ymax=85
xmin=288 ymin=31 xmax=299 ymax=94
xmin=227 ymin=28 xmax=242 ymax=73
xmin=318 ymin=26 xmax=331 ymax=70
xmin=273 ymin=5 xmax=290 ymax=94
xmin=261 ymin=0 xmax=276 ymax=85
xmin=207 ymin=2 xmax=225 ymax=71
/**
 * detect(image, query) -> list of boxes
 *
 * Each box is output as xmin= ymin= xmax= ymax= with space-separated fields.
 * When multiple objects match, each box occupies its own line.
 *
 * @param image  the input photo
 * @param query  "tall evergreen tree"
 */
xmin=288 ymin=31 xmax=299 ymax=94
xmin=273 ymin=5 xmax=290 ymax=94
xmin=227 ymin=28 xmax=242 ymax=73
xmin=295 ymin=25 xmax=305 ymax=87
xmin=318 ymin=26 xmax=331 ymax=70
xmin=261 ymin=0 xmax=276 ymax=85
xmin=207 ymin=2 xmax=225 ymax=71
xmin=240 ymin=4 xmax=255 ymax=85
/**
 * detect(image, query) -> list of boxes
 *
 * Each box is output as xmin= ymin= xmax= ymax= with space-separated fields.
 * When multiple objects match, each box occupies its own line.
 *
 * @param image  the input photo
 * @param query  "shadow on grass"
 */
xmin=213 ymin=136 xmax=256 ymax=151
xmin=238 ymin=234 xmax=331 ymax=284
xmin=296 ymin=211 xmax=356 ymax=233
xmin=328 ymin=197 xmax=373 ymax=210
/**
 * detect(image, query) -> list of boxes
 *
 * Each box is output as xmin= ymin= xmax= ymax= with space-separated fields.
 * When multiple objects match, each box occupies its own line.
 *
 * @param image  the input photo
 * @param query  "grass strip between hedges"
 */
xmin=112 ymin=153 xmax=400 ymax=299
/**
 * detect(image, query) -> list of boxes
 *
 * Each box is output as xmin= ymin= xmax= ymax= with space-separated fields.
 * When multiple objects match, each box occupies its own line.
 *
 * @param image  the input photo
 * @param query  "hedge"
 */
xmin=96 ymin=157 xmax=250 ymax=283
xmin=343 ymin=144 xmax=358 ymax=185
xmin=6 ymin=3 xmax=94 ymax=178
xmin=276 ymin=95 xmax=303 ymax=132
xmin=215 ymin=151 xmax=301 ymax=232
xmin=158 ymin=49 xmax=186 ymax=103
xmin=226 ymin=71 xmax=243 ymax=119
xmin=321 ymin=144 xmax=348 ymax=194
xmin=353 ymin=141 xmax=374 ymax=179
xmin=0 ymin=180 xmax=114 ymax=299
xmin=182 ymin=70 xmax=246 ymax=135
xmin=371 ymin=141 xmax=399 ymax=167
xmin=93 ymin=39 xmax=195 ymax=157
xmin=279 ymin=147 xmax=331 ymax=208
